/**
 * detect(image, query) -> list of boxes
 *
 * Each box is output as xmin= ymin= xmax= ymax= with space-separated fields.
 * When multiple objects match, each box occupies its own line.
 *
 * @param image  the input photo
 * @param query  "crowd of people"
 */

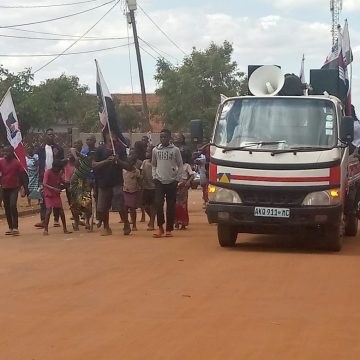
xmin=0 ymin=128 xmax=210 ymax=238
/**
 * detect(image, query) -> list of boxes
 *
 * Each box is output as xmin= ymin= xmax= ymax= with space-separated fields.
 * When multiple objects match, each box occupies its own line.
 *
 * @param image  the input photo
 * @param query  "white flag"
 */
xmin=0 ymin=89 xmax=22 ymax=149
xmin=0 ymin=89 xmax=27 ymax=170
xmin=342 ymin=19 xmax=353 ymax=66
xmin=299 ymin=54 xmax=305 ymax=84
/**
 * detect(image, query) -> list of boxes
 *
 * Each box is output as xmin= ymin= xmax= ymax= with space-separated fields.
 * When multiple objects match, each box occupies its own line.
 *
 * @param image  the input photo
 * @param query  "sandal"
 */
xmin=165 ymin=232 xmax=173 ymax=238
xmin=153 ymin=230 xmax=164 ymax=238
xmin=101 ymin=228 xmax=112 ymax=236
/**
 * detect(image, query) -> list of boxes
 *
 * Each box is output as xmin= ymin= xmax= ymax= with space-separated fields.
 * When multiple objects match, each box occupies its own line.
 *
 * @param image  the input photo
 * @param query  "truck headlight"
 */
xmin=302 ymin=189 xmax=341 ymax=206
xmin=208 ymin=185 xmax=242 ymax=204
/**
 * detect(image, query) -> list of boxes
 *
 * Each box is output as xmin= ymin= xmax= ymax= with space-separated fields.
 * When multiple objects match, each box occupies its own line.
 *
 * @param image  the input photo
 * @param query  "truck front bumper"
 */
xmin=207 ymin=203 xmax=342 ymax=234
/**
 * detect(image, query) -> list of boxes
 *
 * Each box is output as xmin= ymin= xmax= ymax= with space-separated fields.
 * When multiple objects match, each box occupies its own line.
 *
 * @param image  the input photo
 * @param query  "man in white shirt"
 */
xmin=35 ymin=128 xmax=64 ymax=228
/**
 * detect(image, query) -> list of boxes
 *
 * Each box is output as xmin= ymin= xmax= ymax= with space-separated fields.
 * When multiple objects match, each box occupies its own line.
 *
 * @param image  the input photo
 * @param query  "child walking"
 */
xmin=42 ymin=159 xmax=71 ymax=236
xmin=141 ymin=146 xmax=156 ymax=231
xmin=175 ymin=152 xmax=195 ymax=230
xmin=123 ymin=151 xmax=141 ymax=231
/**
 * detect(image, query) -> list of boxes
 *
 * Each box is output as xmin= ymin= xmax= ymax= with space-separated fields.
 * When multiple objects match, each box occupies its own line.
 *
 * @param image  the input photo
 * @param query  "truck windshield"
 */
xmin=213 ymin=98 xmax=337 ymax=150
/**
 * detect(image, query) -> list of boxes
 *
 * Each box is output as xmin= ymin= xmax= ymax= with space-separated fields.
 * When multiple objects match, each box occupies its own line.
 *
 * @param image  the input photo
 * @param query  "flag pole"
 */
xmin=107 ymin=120 xmax=116 ymax=156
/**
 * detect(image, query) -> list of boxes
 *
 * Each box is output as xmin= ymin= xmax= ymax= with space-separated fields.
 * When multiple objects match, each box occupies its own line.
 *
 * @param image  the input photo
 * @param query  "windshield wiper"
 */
xmin=270 ymin=146 xmax=332 ymax=156
xmin=222 ymin=141 xmax=286 ymax=153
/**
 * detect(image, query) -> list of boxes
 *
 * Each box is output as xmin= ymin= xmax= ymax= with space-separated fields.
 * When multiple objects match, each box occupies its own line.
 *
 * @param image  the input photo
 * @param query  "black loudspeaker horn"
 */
xmin=190 ymin=119 xmax=203 ymax=143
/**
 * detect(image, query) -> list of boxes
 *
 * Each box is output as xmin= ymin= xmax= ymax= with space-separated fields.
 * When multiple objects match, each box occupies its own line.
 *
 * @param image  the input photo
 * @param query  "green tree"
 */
xmin=117 ymin=103 xmax=142 ymax=132
xmin=154 ymin=41 xmax=248 ymax=133
xmin=31 ymin=74 xmax=91 ymax=130
xmin=73 ymin=94 xmax=99 ymax=133
xmin=0 ymin=68 xmax=98 ymax=134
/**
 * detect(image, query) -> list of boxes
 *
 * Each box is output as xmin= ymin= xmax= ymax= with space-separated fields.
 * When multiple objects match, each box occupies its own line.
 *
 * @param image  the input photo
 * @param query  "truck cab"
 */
xmin=207 ymin=92 xmax=358 ymax=251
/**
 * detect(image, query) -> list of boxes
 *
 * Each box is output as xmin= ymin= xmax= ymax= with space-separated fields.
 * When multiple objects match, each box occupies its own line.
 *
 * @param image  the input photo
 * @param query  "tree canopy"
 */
xmin=154 ymin=41 xmax=248 ymax=134
xmin=1 ymin=41 xmax=248 ymax=138
xmin=31 ymin=74 xmax=91 ymax=130
xmin=0 ymin=68 xmax=96 ymax=134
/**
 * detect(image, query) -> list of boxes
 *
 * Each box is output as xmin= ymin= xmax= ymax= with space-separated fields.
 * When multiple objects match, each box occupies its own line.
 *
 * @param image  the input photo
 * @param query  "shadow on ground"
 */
xmin=230 ymin=232 xmax=360 ymax=256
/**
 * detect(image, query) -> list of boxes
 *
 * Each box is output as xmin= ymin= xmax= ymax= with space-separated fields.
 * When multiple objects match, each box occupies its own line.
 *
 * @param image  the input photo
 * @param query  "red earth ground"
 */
xmin=1 ymin=189 xmax=360 ymax=359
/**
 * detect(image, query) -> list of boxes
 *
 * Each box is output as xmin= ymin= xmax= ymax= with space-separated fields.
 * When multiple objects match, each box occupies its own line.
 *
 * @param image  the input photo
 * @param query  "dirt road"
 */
xmin=1 ymin=189 xmax=360 ymax=359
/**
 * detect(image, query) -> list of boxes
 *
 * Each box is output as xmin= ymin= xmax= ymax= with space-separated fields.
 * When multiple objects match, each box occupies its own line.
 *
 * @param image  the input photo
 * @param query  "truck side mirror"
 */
xmin=340 ymin=116 xmax=354 ymax=144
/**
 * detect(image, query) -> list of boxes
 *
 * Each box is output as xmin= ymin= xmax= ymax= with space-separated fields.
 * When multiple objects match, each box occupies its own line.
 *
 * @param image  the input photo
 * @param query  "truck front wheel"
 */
xmin=324 ymin=222 xmax=343 ymax=252
xmin=217 ymin=224 xmax=238 ymax=247
xmin=345 ymin=213 xmax=358 ymax=236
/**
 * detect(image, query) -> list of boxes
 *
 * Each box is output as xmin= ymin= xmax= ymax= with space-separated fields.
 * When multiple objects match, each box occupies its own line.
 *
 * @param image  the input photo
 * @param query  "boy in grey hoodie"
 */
xmin=152 ymin=129 xmax=183 ymax=237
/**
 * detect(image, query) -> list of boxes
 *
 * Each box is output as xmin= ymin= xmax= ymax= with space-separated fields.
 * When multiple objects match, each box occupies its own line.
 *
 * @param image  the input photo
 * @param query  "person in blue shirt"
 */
xmin=81 ymin=134 xmax=97 ymax=156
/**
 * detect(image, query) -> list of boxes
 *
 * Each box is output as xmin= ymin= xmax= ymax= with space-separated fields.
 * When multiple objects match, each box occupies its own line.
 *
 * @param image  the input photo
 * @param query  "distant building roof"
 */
xmin=113 ymin=93 xmax=159 ymax=108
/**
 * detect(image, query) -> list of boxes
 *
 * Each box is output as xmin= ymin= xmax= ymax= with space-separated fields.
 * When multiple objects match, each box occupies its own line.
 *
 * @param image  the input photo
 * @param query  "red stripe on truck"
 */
xmin=231 ymin=174 xmax=330 ymax=183
xmin=209 ymin=163 xmax=217 ymax=182
xmin=330 ymin=166 xmax=341 ymax=185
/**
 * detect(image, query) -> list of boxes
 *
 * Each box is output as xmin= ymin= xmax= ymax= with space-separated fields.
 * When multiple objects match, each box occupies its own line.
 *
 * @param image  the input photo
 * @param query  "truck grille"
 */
xmin=239 ymin=190 xmax=307 ymax=206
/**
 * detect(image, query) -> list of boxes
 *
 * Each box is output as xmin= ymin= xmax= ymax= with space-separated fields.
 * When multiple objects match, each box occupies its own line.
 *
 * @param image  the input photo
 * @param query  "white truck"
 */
xmin=206 ymin=66 xmax=359 ymax=251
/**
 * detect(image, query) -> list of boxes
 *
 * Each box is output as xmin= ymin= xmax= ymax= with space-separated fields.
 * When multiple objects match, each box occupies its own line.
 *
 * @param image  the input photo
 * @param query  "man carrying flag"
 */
xmin=0 ymin=89 xmax=29 ymax=235
xmin=93 ymin=60 xmax=132 ymax=236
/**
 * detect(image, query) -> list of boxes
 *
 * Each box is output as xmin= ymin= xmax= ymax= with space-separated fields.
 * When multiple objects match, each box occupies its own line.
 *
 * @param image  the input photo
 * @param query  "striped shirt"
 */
xmin=71 ymin=154 xmax=92 ymax=183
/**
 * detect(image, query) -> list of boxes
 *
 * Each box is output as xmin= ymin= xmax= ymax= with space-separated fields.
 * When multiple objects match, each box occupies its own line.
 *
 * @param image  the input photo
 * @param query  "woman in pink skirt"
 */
xmin=42 ymin=159 xmax=71 ymax=236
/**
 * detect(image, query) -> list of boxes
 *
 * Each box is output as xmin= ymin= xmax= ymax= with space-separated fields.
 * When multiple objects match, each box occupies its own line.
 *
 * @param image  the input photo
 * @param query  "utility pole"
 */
xmin=126 ymin=0 xmax=150 ymax=131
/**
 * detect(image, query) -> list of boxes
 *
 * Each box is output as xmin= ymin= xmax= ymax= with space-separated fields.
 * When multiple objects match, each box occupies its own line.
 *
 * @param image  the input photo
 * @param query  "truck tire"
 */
xmin=324 ymin=223 xmax=343 ymax=252
xmin=345 ymin=214 xmax=358 ymax=236
xmin=217 ymin=224 xmax=237 ymax=247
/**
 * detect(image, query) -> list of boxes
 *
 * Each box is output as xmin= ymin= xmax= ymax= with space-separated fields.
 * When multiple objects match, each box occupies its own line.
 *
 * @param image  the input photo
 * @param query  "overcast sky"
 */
xmin=0 ymin=0 xmax=359 ymax=112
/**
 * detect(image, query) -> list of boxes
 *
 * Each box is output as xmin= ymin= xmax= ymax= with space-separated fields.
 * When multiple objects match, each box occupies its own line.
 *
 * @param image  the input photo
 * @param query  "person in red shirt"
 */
xmin=0 ymin=145 xmax=28 ymax=235
xmin=42 ymin=159 xmax=71 ymax=236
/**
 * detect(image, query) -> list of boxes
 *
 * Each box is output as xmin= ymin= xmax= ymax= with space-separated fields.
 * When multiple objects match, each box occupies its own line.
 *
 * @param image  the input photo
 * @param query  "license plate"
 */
xmin=254 ymin=207 xmax=290 ymax=218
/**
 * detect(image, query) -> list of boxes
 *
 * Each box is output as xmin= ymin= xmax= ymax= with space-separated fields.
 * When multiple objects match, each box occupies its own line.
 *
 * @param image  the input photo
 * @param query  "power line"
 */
xmin=0 ymin=0 xmax=115 ymax=28
xmin=139 ymin=36 xmax=179 ymax=62
xmin=139 ymin=45 xmax=158 ymax=61
xmin=0 ymin=33 xmax=130 ymax=41
xmin=4 ymin=27 xmax=122 ymax=39
xmin=137 ymin=3 xmax=187 ymax=56
xmin=0 ymin=43 xmax=132 ymax=57
xmin=34 ymin=0 xmax=120 ymax=74
xmin=139 ymin=41 xmax=171 ymax=63
xmin=0 ymin=0 xmax=102 ymax=8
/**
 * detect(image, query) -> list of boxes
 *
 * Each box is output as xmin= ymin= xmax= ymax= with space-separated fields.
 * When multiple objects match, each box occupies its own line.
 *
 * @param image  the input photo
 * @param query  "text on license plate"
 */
xmin=254 ymin=207 xmax=290 ymax=218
